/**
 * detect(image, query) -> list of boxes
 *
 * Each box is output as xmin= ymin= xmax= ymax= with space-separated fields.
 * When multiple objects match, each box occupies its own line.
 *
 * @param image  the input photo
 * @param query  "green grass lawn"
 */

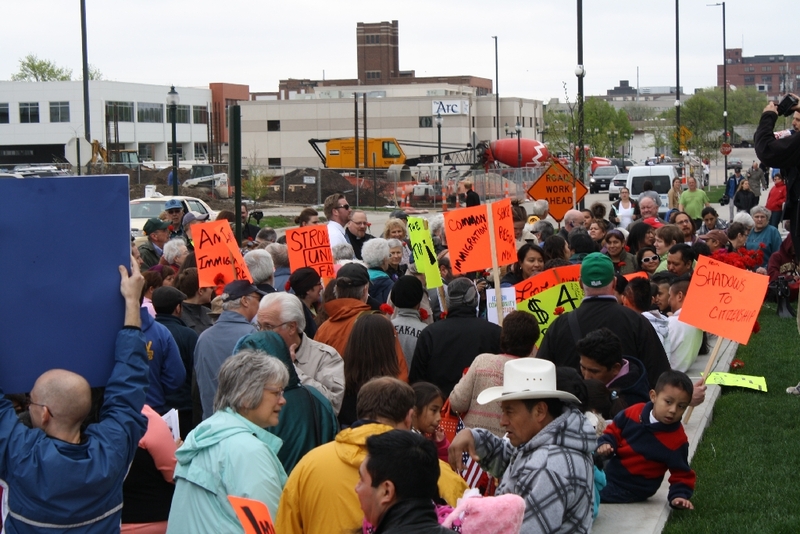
xmin=705 ymin=185 xmax=726 ymax=204
xmin=663 ymin=303 xmax=800 ymax=533
xmin=258 ymin=215 xmax=295 ymax=229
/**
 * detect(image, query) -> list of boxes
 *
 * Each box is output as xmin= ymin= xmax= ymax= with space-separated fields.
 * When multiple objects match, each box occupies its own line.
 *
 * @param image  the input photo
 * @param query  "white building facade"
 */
xmin=0 ymin=81 xmax=211 ymax=166
xmin=239 ymin=84 xmax=544 ymax=169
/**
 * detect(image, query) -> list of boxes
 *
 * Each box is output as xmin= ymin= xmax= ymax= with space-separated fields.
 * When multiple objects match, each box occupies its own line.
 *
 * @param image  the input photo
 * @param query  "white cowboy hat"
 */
xmin=476 ymin=359 xmax=581 ymax=405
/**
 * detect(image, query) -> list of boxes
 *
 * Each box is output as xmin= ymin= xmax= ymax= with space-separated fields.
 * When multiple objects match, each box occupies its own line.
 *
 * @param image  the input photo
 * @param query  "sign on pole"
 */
xmin=720 ymin=143 xmax=732 ymax=156
xmin=285 ymin=224 xmax=335 ymax=278
xmin=407 ymin=217 xmax=443 ymax=289
xmin=194 ymin=220 xmax=252 ymax=289
xmin=444 ymin=200 xmax=516 ymax=275
xmin=527 ymin=160 xmax=588 ymax=222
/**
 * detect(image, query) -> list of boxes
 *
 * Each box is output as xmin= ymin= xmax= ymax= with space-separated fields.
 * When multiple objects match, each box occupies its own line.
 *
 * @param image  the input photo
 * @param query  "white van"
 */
xmin=625 ymin=165 xmax=680 ymax=218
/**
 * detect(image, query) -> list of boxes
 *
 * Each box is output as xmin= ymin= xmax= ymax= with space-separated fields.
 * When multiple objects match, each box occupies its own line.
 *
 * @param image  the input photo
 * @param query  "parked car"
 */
xmin=726 ymin=157 xmax=743 ymax=170
xmin=588 ymin=165 xmax=619 ymax=194
xmin=607 ymin=173 xmax=629 ymax=201
xmin=130 ymin=195 xmax=217 ymax=240
xmin=625 ymin=166 xmax=679 ymax=219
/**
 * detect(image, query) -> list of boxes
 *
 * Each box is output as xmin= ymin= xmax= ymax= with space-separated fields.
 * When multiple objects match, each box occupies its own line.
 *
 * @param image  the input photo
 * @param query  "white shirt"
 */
xmin=617 ymin=201 xmax=636 ymax=229
xmin=327 ymin=220 xmax=348 ymax=247
xmin=667 ymin=308 xmax=702 ymax=373
xmin=293 ymin=334 xmax=345 ymax=414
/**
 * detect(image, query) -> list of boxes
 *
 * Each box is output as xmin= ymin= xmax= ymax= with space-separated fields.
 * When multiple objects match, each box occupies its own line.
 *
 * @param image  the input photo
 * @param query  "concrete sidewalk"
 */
xmin=590 ymin=335 xmax=740 ymax=534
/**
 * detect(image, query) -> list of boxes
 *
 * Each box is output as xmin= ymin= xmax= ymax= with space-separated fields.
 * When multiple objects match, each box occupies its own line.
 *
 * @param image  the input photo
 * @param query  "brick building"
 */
xmin=717 ymin=48 xmax=800 ymax=98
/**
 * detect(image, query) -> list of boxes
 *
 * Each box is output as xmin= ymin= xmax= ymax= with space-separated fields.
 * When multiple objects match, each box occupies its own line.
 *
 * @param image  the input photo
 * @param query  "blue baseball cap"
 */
xmin=164 ymin=199 xmax=182 ymax=210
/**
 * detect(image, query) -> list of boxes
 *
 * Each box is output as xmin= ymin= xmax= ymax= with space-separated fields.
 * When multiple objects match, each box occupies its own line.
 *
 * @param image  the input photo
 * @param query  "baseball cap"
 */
xmin=698 ymin=229 xmax=729 ymax=246
xmin=164 ymin=199 xmax=182 ymax=210
xmin=183 ymin=211 xmax=210 ymax=226
xmin=580 ymin=252 xmax=615 ymax=288
xmin=143 ymin=218 xmax=170 ymax=234
xmin=221 ymin=280 xmax=267 ymax=302
xmin=151 ymin=286 xmax=187 ymax=311
xmin=336 ymin=263 xmax=370 ymax=287
xmin=642 ymin=217 xmax=664 ymax=229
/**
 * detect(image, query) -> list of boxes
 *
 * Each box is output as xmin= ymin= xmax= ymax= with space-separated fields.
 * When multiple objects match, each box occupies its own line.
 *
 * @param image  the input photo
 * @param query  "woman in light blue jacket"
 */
xmin=167 ymin=349 xmax=289 ymax=532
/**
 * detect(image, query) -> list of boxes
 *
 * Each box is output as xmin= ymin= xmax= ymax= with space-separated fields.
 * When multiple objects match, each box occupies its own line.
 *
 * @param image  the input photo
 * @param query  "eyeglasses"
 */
xmin=335 ymin=204 xmax=351 ymax=211
xmin=259 ymin=321 xmax=290 ymax=331
xmin=264 ymin=386 xmax=285 ymax=398
xmin=641 ymin=255 xmax=660 ymax=264
xmin=29 ymin=401 xmax=55 ymax=418
xmin=167 ymin=209 xmax=182 ymax=214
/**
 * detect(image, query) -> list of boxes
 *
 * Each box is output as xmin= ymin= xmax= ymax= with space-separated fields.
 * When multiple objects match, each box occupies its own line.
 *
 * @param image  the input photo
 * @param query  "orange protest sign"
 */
xmin=514 ymin=264 xmax=581 ymax=303
xmin=444 ymin=204 xmax=491 ymax=275
xmin=623 ymin=271 xmax=649 ymax=282
xmin=194 ymin=220 xmax=252 ymax=289
xmin=491 ymin=198 xmax=518 ymax=267
xmin=227 ymin=496 xmax=275 ymax=534
xmin=285 ymin=224 xmax=336 ymax=278
xmin=678 ymin=255 xmax=769 ymax=345
xmin=527 ymin=160 xmax=588 ymax=222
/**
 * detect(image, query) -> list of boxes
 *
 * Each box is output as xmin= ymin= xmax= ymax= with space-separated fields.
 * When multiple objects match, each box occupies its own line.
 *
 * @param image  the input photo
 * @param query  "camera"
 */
xmin=776 ymin=94 xmax=799 ymax=117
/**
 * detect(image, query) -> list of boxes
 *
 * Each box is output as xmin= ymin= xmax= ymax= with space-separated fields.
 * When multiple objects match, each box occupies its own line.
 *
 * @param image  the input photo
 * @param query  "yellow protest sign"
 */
xmin=194 ymin=220 xmax=252 ymax=290
xmin=706 ymin=372 xmax=767 ymax=392
xmin=678 ymin=255 xmax=769 ymax=345
xmin=517 ymin=281 xmax=584 ymax=347
xmin=407 ymin=217 xmax=443 ymax=289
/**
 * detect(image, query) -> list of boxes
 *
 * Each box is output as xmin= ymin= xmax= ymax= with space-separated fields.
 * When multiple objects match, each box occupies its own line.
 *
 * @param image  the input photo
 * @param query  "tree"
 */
xmin=11 ymin=55 xmax=72 ymax=82
xmin=79 ymin=64 xmax=103 ymax=81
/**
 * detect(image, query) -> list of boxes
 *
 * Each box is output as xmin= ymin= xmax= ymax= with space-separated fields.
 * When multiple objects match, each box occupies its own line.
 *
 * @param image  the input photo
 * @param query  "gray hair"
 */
xmin=750 ymin=205 xmax=770 ymax=218
xmin=733 ymin=211 xmax=755 ymax=229
xmin=361 ymin=238 xmax=390 ymax=269
xmin=332 ymin=243 xmax=355 ymax=261
xmin=386 ymin=238 xmax=403 ymax=249
xmin=256 ymin=227 xmax=277 ymax=244
xmin=259 ymin=292 xmax=306 ymax=331
xmin=163 ymin=238 xmax=188 ymax=264
xmin=213 ymin=349 xmax=289 ymax=413
xmin=531 ymin=199 xmax=549 ymax=217
xmin=265 ymin=243 xmax=289 ymax=268
xmin=244 ymin=249 xmax=275 ymax=285
xmin=429 ymin=214 xmax=445 ymax=240
xmin=532 ymin=220 xmax=555 ymax=240
xmin=222 ymin=297 xmax=244 ymax=311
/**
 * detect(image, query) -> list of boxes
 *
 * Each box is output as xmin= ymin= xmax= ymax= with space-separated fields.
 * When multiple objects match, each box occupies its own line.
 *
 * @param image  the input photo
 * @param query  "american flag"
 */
xmin=456 ymin=418 xmax=487 ymax=489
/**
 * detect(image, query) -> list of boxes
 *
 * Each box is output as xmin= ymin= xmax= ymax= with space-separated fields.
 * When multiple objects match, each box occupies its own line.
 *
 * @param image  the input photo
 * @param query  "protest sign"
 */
xmin=706 ymin=372 xmax=767 ymax=392
xmin=407 ymin=217 xmax=443 ymax=289
xmin=517 ymin=281 xmax=584 ymax=347
xmin=0 ymin=175 xmax=130 ymax=392
xmin=444 ymin=205 xmax=492 ymax=275
xmin=624 ymin=271 xmax=649 ymax=282
xmin=679 ymin=255 xmax=768 ymax=345
xmin=487 ymin=287 xmax=517 ymax=325
xmin=194 ymin=220 xmax=252 ymax=289
xmin=285 ymin=224 xmax=336 ymax=278
xmin=513 ymin=264 xmax=581 ymax=302
xmin=490 ymin=198 xmax=517 ymax=267
xmin=228 ymin=496 xmax=275 ymax=534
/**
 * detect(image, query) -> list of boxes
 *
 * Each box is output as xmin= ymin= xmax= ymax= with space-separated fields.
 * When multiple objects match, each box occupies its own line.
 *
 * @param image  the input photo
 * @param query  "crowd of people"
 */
xmin=4 ymin=106 xmax=800 ymax=532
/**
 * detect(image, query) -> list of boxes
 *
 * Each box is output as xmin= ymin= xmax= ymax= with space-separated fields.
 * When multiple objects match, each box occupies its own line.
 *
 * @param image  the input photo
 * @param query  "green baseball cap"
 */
xmin=580 ymin=252 xmax=615 ymax=288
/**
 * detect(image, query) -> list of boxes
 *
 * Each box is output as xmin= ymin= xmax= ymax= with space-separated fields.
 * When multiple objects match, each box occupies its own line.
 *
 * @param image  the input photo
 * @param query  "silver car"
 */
xmin=607 ymin=173 xmax=628 ymax=201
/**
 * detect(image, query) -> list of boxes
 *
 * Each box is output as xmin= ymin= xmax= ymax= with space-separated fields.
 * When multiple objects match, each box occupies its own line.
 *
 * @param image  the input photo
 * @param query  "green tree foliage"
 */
xmin=11 ymin=55 xmax=72 ymax=82
xmin=543 ymin=96 xmax=634 ymax=160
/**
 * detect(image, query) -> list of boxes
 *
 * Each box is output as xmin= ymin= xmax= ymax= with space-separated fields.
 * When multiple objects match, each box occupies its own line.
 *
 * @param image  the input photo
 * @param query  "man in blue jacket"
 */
xmin=140 ymin=299 xmax=186 ymax=415
xmin=0 ymin=258 xmax=149 ymax=532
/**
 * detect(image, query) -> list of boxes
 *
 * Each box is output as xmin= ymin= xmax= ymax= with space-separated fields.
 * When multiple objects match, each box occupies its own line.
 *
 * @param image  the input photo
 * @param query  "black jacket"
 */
xmin=537 ymin=296 xmax=670 ymax=389
xmin=375 ymin=498 xmax=451 ymax=534
xmin=734 ymin=189 xmax=758 ymax=213
xmin=409 ymin=306 xmax=502 ymax=396
xmin=465 ymin=189 xmax=481 ymax=207
xmin=346 ymin=228 xmax=374 ymax=260
xmin=608 ymin=356 xmax=651 ymax=418
xmin=155 ymin=313 xmax=198 ymax=413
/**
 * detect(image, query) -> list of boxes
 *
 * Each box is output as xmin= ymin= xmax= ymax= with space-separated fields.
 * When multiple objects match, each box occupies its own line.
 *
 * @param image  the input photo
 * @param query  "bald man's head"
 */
xmin=30 ymin=369 xmax=92 ymax=433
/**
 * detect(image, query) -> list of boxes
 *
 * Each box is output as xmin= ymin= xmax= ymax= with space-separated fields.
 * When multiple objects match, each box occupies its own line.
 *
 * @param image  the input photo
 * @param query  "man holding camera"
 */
xmin=755 ymin=94 xmax=800 ymax=261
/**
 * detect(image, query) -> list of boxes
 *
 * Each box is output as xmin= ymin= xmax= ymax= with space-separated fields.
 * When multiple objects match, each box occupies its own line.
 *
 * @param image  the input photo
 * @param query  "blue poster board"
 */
xmin=0 ymin=175 xmax=131 ymax=393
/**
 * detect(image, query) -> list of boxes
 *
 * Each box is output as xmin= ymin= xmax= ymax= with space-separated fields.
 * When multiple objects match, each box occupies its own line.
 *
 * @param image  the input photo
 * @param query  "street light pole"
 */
xmin=435 ymin=113 xmax=443 ymax=197
xmin=493 ymin=36 xmax=499 ymax=141
xmin=675 ymin=0 xmax=681 ymax=155
xmin=515 ymin=122 xmax=522 ymax=168
xmin=167 ymin=86 xmax=180 ymax=196
xmin=708 ymin=2 xmax=727 ymax=172
xmin=576 ymin=0 xmax=585 ymax=210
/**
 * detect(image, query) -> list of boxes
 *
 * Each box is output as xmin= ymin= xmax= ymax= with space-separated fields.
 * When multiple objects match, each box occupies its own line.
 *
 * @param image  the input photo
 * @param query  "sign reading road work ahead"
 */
xmin=527 ymin=160 xmax=588 ymax=222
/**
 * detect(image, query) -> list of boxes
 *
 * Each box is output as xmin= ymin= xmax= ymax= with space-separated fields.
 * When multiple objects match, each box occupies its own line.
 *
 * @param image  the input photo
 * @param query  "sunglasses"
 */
xmin=335 ymin=204 xmax=351 ymax=210
xmin=641 ymin=255 xmax=660 ymax=264
xmin=167 ymin=209 xmax=182 ymax=214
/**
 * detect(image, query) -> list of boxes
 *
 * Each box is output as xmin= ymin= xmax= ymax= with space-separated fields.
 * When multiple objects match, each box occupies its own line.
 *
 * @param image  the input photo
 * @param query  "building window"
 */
xmin=267 ymin=120 xmax=280 ymax=132
xmin=175 ymin=105 xmax=190 ymax=124
xmin=762 ymin=76 xmax=773 ymax=83
xmin=138 ymin=143 xmax=155 ymax=160
xmin=106 ymin=101 xmax=134 ymax=122
xmin=744 ymin=66 xmax=754 ymax=72
xmin=419 ymin=116 xmax=432 ymax=128
xmin=168 ymin=143 xmax=183 ymax=159
xmin=193 ymin=105 xmax=208 ymax=124
xmin=762 ymin=66 xmax=772 ymax=72
xmin=194 ymin=143 xmax=208 ymax=159
xmin=366 ymin=71 xmax=381 ymax=79
xmin=19 ymin=102 xmax=40 ymax=123
xmin=138 ymin=103 xmax=164 ymax=123
xmin=0 ymin=103 xmax=9 ymax=124
xmin=366 ymin=34 xmax=380 ymax=44
xmin=744 ymin=76 xmax=755 ymax=84
xmin=268 ymin=157 xmax=281 ymax=168
xmin=49 ymin=101 xmax=70 ymax=123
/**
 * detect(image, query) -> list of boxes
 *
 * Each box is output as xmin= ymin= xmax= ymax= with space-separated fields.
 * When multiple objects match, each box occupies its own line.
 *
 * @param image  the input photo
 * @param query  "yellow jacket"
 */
xmin=276 ymin=422 xmax=468 ymax=534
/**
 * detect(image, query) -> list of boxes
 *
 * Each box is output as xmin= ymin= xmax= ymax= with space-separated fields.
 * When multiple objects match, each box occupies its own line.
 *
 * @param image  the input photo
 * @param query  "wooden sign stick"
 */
xmin=683 ymin=335 xmax=724 ymax=424
xmin=486 ymin=202 xmax=504 ymax=327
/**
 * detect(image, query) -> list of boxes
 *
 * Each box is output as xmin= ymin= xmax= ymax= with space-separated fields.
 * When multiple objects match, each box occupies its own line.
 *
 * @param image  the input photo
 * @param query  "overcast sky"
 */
xmin=4 ymin=0 xmax=791 ymax=102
